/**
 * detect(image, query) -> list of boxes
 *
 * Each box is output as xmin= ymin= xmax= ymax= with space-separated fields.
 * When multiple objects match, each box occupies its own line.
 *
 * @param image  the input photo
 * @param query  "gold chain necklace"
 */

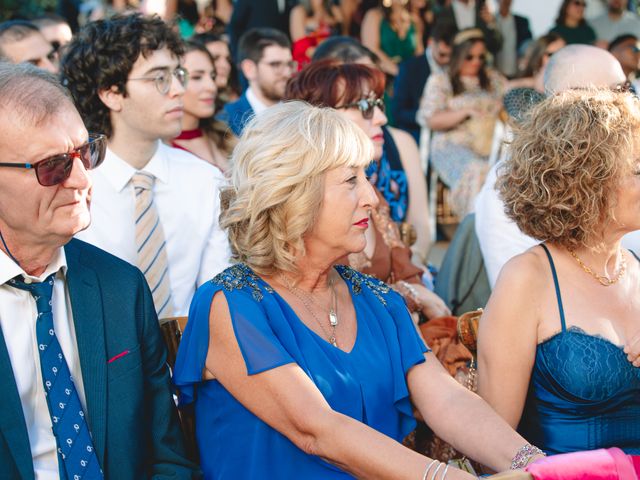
xmin=280 ymin=274 xmax=339 ymax=347
xmin=568 ymin=249 xmax=627 ymax=286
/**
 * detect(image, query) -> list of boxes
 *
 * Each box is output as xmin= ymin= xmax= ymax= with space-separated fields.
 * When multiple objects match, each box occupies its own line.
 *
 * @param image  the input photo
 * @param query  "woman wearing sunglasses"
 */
xmin=419 ymin=28 xmax=507 ymax=217
xmin=286 ymin=59 xmax=450 ymax=323
xmin=171 ymin=41 xmax=236 ymax=173
xmin=550 ymin=0 xmax=596 ymax=45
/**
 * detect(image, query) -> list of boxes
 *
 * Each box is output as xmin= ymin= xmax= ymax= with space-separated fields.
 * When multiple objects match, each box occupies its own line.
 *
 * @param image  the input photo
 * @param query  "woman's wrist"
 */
xmin=510 ymin=444 xmax=545 ymax=469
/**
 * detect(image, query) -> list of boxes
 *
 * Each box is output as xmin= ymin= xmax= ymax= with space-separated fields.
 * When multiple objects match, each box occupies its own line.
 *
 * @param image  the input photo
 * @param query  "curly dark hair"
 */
xmin=59 ymin=13 xmax=184 ymax=138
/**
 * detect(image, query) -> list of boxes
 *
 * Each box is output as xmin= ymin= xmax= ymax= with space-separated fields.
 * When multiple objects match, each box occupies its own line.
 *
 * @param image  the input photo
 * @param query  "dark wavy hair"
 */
xmin=59 ymin=13 xmax=184 ymax=138
xmin=555 ymin=0 xmax=587 ymax=27
xmin=285 ymin=58 xmax=385 ymax=107
xmin=448 ymin=37 xmax=491 ymax=96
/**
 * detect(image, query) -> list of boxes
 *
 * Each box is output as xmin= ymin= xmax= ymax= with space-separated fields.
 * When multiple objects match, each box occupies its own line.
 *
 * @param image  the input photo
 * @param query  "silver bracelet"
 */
xmin=440 ymin=464 xmax=450 ymax=480
xmin=430 ymin=462 xmax=443 ymax=480
xmin=422 ymin=460 xmax=438 ymax=480
xmin=510 ymin=443 xmax=545 ymax=469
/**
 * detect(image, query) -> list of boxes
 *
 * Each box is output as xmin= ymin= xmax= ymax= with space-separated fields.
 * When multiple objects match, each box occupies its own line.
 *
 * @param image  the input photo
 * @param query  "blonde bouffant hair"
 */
xmin=498 ymin=88 xmax=640 ymax=250
xmin=220 ymin=101 xmax=374 ymax=275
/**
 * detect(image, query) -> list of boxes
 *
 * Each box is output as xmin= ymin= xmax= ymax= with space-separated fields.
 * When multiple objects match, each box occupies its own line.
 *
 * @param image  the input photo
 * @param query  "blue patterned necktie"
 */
xmin=9 ymin=274 xmax=103 ymax=480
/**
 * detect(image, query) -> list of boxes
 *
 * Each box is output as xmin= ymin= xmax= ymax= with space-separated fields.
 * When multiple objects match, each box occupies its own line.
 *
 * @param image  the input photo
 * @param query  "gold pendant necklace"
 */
xmin=568 ymin=249 xmax=627 ymax=286
xmin=280 ymin=273 xmax=339 ymax=347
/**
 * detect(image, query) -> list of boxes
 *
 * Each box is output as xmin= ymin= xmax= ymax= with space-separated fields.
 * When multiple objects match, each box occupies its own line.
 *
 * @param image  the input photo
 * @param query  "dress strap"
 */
xmin=629 ymin=249 xmax=640 ymax=263
xmin=540 ymin=244 xmax=567 ymax=332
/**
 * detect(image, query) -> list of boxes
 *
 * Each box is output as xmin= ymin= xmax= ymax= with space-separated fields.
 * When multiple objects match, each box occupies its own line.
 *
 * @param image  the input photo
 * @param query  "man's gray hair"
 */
xmin=0 ymin=62 xmax=73 ymax=127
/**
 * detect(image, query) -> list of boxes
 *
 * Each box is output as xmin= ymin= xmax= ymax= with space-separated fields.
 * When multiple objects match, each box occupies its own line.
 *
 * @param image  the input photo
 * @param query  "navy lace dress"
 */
xmin=173 ymin=264 xmax=428 ymax=479
xmin=518 ymin=244 xmax=640 ymax=454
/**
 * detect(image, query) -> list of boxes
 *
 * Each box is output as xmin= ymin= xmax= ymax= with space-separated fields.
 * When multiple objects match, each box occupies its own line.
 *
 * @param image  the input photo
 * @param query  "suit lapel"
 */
xmin=0 ymin=327 xmax=35 ymax=480
xmin=64 ymin=240 xmax=107 ymax=465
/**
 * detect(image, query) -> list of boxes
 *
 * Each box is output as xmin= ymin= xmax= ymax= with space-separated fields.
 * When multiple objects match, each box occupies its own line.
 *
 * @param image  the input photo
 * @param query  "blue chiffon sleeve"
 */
xmin=173 ymin=266 xmax=294 ymax=406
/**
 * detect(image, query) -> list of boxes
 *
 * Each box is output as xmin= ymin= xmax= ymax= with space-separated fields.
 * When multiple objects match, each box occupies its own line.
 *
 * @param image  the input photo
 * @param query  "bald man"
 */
xmin=0 ymin=20 xmax=57 ymax=74
xmin=474 ymin=44 xmax=637 ymax=287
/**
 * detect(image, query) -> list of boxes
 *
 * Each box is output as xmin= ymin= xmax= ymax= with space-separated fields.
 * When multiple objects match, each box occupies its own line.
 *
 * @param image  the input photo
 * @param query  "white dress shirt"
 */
xmin=452 ymin=0 xmax=476 ymax=30
xmin=0 ymin=248 xmax=87 ymax=479
xmin=77 ymin=142 xmax=231 ymax=316
xmin=496 ymin=13 xmax=518 ymax=77
xmin=475 ymin=161 xmax=640 ymax=287
xmin=245 ymin=86 xmax=270 ymax=116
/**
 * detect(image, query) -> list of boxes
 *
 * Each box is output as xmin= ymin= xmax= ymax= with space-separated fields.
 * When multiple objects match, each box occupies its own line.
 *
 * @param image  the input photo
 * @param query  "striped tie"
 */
xmin=132 ymin=172 xmax=174 ymax=318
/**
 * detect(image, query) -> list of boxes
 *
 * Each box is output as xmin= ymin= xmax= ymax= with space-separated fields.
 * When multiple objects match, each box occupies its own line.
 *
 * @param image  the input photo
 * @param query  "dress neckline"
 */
xmin=175 ymin=128 xmax=204 ymax=140
xmin=253 ymin=265 xmax=361 ymax=355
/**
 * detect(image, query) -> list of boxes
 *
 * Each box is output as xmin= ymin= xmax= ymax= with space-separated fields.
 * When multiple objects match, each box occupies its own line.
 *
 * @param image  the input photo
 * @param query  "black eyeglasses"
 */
xmin=0 ymin=134 xmax=107 ymax=186
xmin=338 ymin=95 xmax=385 ymax=120
xmin=129 ymin=67 xmax=189 ymax=95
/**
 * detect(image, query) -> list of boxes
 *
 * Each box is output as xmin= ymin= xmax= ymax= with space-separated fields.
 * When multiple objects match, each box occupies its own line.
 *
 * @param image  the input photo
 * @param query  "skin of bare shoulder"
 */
xmin=476 ymin=246 xmax=550 ymax=428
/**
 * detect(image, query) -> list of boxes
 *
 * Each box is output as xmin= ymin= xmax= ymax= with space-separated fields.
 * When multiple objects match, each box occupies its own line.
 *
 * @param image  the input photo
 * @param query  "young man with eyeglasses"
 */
xmin=609 ymin=34 xmax=640 ymax=88
xmin=221 ymin=27 xmax=294 ymax=136
xmin=61 ymin=13 xmax=230 ymax=319
xmin=0 ymin=20 xmax=58 ymax=74
xmin=0 ymin=62 xmax=199 ymax=479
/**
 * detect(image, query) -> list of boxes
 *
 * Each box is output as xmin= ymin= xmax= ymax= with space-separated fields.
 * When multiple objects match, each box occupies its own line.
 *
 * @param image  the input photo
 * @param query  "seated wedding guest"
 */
xmin=191 ymin=32 xmax=238 ymax=103
xmin=473 ymin=45 xmax=636 ymax=288
xmin=508 ymin=33 xmax=565 ymax=95
xmin=418 ymin=28 xmax=507 ymax=217
xmin=172 ymin=41 xmax=236 ymax=172
xmin=289 ymin=0 xmax=343 ymax=69
xmin=361 ymin=0 xmax=424 ymax=76
xmin=0 ymin=20 xmax=58 ymax=73
xmin=550 ymin=0 xmax=596 ymax=45
xmin=220 ymin=27 xmax=294 ymax=136
xmin=286 ymin=60 xmax=447 ymax=320
xmin=0 ymin=62 xmax=199 ymax=479
xmin=174 ymin=101 xmax=543 ymax=479
xmin=312 ymin=37 xmax=432 ymax=267
xmin=478 ymin=88 xmax=640 ymax=455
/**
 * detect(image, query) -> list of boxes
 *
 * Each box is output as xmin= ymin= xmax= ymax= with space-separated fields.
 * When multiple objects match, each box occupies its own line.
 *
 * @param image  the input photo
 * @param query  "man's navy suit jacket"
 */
xmin=0 ymin=239 xmax=200 ymax=479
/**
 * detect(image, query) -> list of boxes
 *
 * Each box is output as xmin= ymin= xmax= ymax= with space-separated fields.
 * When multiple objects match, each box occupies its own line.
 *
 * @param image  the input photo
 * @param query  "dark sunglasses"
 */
xmin=0 ymin=134 xmax=106 ymax=186
xmin=465 ymin=53 xmax=486 ymax=62
xmin=338 ymin=96 xmax=385 ymax=120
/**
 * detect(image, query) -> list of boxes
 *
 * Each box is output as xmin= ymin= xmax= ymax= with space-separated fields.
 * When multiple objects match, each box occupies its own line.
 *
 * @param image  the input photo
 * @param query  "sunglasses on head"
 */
xmin=612 ymin=80 xmax=638 ymax=96
xmin=0 ymin=134 xmax=107 ymax=186
xmin=338 ymin=95 xmax=385 ymax=120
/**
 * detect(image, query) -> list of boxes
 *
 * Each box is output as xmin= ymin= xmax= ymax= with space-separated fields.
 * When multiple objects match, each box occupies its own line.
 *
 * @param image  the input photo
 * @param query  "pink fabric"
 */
xmin=524 ymin=448 xmax=638 ymax=480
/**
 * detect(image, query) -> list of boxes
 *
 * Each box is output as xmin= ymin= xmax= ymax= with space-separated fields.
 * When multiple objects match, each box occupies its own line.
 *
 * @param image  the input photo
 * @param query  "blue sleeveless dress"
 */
xmin=173 ymin=264 xmax=428 ymax=479
xmin=518 ymin=244 xmax=640 ymax=455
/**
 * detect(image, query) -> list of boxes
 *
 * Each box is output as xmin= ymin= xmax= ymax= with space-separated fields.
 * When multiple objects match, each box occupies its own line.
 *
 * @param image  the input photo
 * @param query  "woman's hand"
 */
xmin=411 ymin=283 xmax=451 ymax=320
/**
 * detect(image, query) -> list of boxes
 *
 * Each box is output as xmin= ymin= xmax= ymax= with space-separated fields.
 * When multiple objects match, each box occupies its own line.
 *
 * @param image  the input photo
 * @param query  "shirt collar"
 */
xmin=245 ymin=87 xmax=270 ymax=115
xmin=98 ymin=141 xmax=169 ymax=193
xmin=0 ymin=246 xmax=68 ymax=286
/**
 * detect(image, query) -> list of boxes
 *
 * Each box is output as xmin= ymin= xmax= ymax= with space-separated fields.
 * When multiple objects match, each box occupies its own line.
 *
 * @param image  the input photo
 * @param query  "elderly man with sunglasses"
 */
xmin=0 ymin=63 xmax=200 ymax=479
xmin=61 ymin=14 xmax=230 ymax=320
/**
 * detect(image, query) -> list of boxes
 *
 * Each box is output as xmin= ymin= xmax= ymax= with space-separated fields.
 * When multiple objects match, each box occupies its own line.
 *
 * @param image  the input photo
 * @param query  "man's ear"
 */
xmin=98 ymin=85 xmax=124 ymax=112
xmin=240 ymin=59 xmax=258 ymax=82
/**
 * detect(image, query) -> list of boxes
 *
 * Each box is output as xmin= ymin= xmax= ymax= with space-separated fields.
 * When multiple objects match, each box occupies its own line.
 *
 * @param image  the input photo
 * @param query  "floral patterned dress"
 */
xmin=420 ymin=70 xmax=506 ymax=216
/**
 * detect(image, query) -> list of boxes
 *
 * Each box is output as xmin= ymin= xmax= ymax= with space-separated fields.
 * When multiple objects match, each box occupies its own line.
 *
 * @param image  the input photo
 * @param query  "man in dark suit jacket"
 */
xmin=220 ymin=28 xmax=294 ymax=137
xmin=495 ymin=0 xmax=532 ymax=77
xmin=391 ymin=22 xmax=456 ymax=142
xmin=0 ymin=63 xmax=199 ymax=479
xmin=434 ymin=0 xmax=503 ymax=55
